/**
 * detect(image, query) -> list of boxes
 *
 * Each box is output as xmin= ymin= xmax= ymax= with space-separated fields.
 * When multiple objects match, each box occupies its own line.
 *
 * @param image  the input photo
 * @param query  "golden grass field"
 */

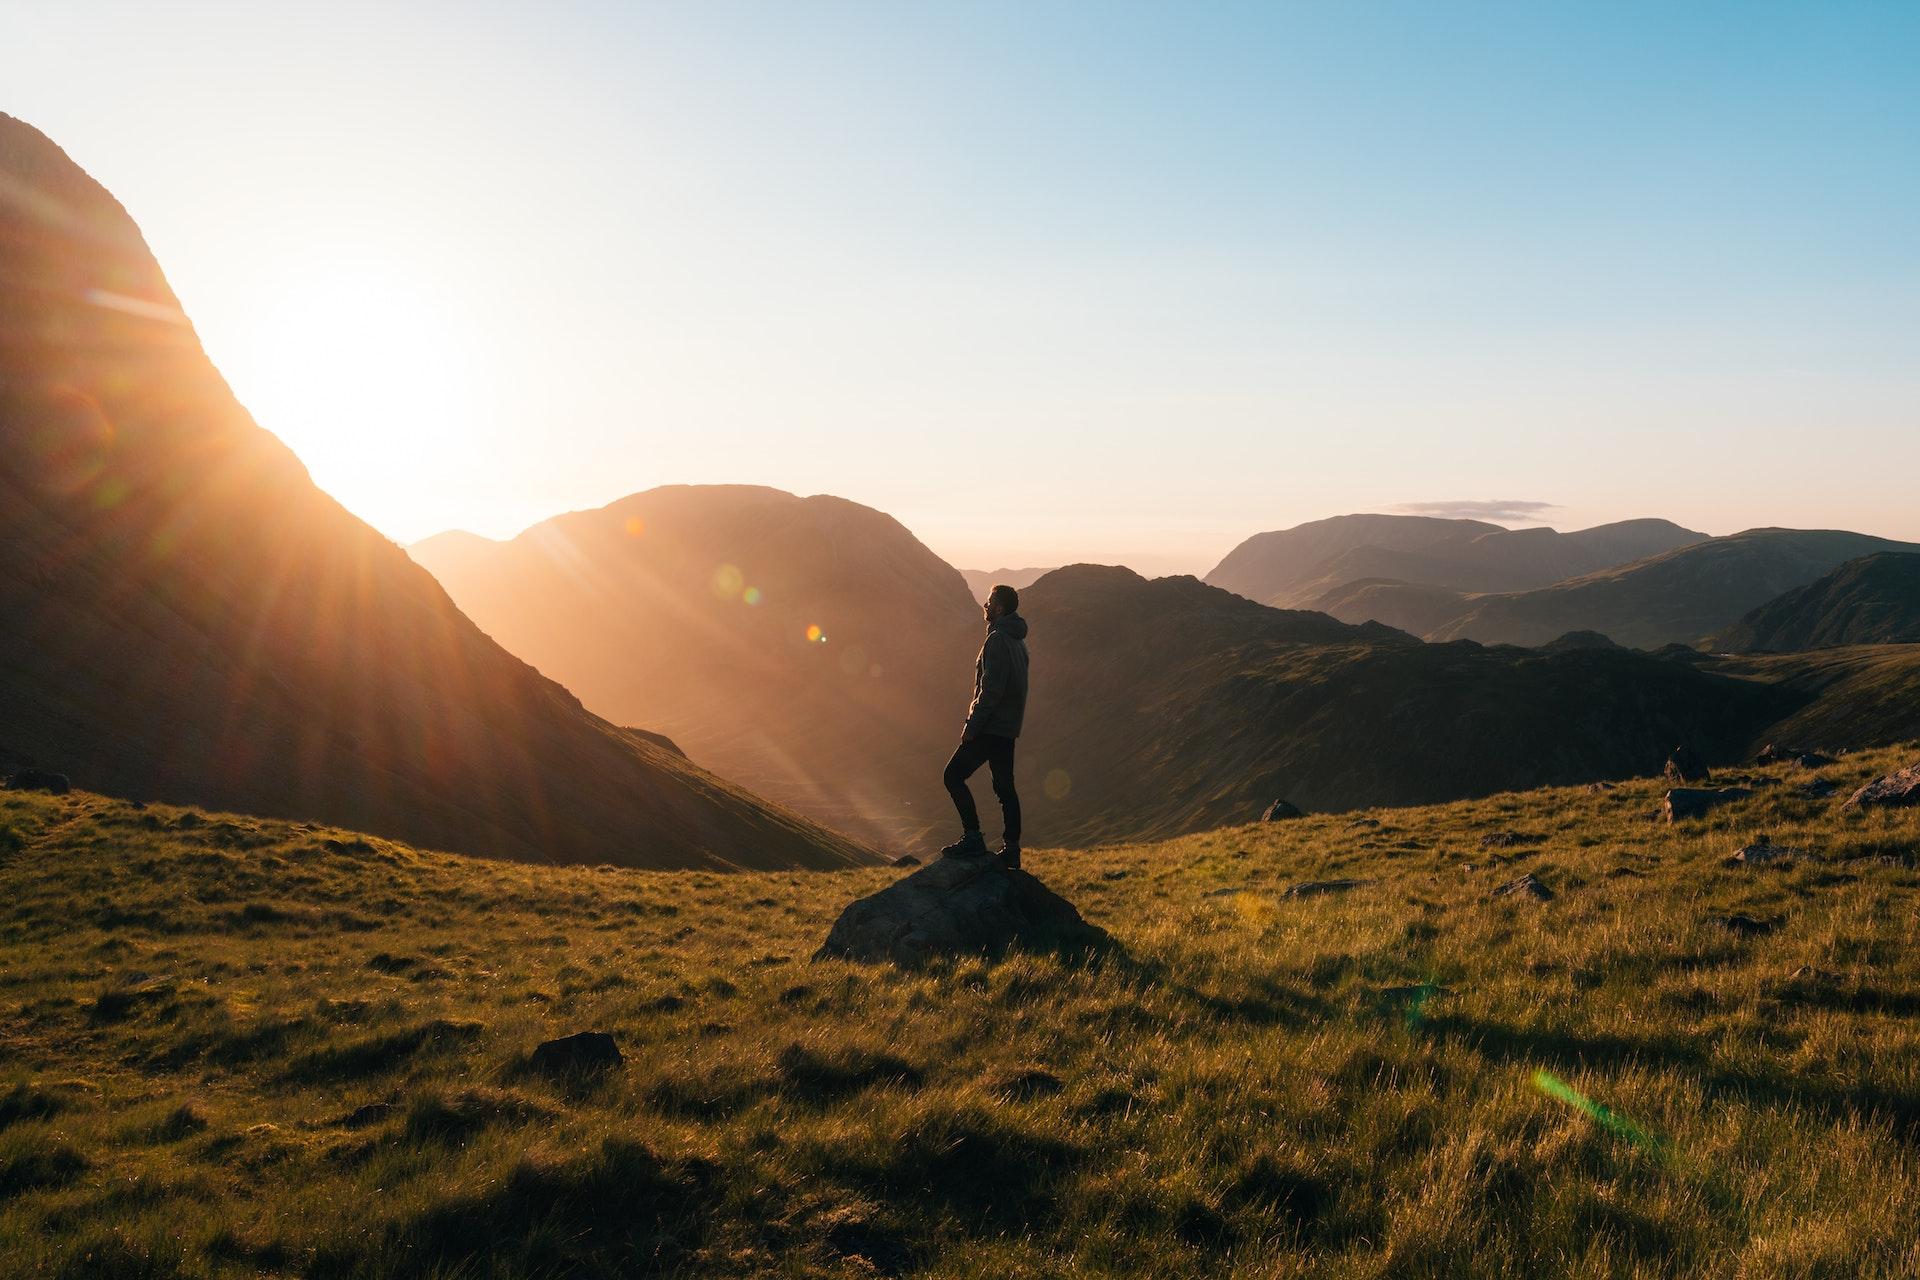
xmin=2 ymin=745 xmax=1918 ymax=1278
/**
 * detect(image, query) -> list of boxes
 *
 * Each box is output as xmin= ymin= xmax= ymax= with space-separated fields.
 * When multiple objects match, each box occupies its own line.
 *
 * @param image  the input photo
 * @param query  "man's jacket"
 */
xmin=964 ymin=612 xmax=1029 ymax=739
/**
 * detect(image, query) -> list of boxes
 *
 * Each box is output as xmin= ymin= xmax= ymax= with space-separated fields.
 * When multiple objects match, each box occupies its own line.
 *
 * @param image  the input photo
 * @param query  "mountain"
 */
xmin=960 ymin=567 xmax=1055 ymax=599
xmin=1707 ymin=553 xmax=1920 ymax=653
xmin=1305 ymin=577 xmax=1473 ymax=637
xmin=412 ymin=486 xmax=980 ymax=852
xmin=1012 ymin=565 xmax=1796 ymax=846
xmin=1204 ymin=514 xmax=1704 ymax=609
xmin=1429 ymin=529 xmax=1920 ymax=650
xmin=0 ymin=113 xmax=867 ymax=870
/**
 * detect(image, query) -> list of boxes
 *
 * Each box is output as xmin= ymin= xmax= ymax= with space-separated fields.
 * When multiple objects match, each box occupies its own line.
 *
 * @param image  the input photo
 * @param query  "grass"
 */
xmin=0 ymin=746 xmax=1918 ymax=1277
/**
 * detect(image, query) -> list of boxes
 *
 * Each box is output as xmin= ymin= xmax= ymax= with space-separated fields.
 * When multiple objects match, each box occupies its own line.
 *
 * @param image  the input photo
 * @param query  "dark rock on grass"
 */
xmin=1282 ymin=879 xmax=1373 ymax=899
xmin=1664 ymin=787 xmax=1752 ymax=822
xmin=529 ymin=1031 xmax=623 ymax=1079
xmin=1844 ymin=762 xmax=1920 ymax=810
xmin=1664 ymin=745 xmax=1709 ymax=784
xmin=1478 ymin=831 xmax=1537 ymax=850
xmin=1727 ymin=837 xmax=1796 ymax=867
xmin=1262 ymin=799 xmax=1305 ymax=821
xmin=1492 ymin=872 xmax=1553 ymax=901
xmin=1800 ymin=779 xmax=1839 ymax=799
xmin=1717 ymin=913 xmax=1781 ymax=937
xmin=890 ymin=854 xmax=921 ymax=867
xmin=1586 ymin=781 xmax=1617 ymax=793
xmin=814 ymin=856 xmax=1108 ymax=967
xmin=1758 ymin=743 xmax=1837 ymax=768
xmin=4 ymin=768 xmax=69 ymax=795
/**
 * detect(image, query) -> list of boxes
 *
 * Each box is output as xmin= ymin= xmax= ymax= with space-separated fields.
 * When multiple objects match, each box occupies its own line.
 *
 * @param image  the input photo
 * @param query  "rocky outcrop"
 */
xmin=1843 ymin=763 xmax=1920 ymax=810
xmin=1664 ymin=746 xmax=1709 ymax=784
xmin=1261 ymin=800 xmax=1305 ymax=821
xmin=814 ymin=857 xmax=1107 ymax=967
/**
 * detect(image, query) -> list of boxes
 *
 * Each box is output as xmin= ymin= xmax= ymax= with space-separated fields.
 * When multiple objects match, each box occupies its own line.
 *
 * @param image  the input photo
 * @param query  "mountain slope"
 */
xmin=0 ymin=113 xmax=867 ymax=870
xmin=412 ymin=486 xmax=980 ymax=852
xmin=1204 ymin=514 xmax=1498 ymax=604
xmin=1430 ymin=529 xmax=1920 ymax=649
xmin=1015 ymin=566 xmax=1796 ymax=846
xmin=1708 ymin=553 xmax=1920 ymax=652
xmin=960 ymin=567 xmax=1054 ymax=598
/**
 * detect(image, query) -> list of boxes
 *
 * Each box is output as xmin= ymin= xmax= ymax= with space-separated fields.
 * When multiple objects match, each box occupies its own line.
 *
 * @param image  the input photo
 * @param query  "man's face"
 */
xmin=983 ymin=596 xmax=1003 ymax=622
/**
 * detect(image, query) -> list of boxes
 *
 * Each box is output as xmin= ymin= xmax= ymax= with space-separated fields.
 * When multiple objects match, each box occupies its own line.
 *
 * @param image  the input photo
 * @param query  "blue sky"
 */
xmin=6 ymin=2 xmax=1917 ymax=571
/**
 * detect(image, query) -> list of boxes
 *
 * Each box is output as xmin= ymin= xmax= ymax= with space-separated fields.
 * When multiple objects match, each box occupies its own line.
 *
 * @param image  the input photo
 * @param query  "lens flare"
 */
xmin=1044 ymin=769 xmax=1072 ymax=800
xmin=624 ymin=516 xmax=646 ymax=537
xmin=712 ymin=564 xmax=744 ymax=600
xmin=742 ymin=586 xmax=762 ymax=606
xmin=1530 ymin=1069 xmax=1664 ymax=1152
xmin=805 ymin=624 xmax=826 ymax=643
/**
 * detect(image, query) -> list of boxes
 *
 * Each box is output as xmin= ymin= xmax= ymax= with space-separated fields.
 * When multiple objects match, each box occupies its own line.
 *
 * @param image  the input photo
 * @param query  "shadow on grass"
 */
xmin=1427 ymin=1013 xmax=1920 ymax=1143
xmin=282 ymin=1019 xmax=483 ymax=1084
xmin=307 ymin=1137 xmax=721 ymax=1280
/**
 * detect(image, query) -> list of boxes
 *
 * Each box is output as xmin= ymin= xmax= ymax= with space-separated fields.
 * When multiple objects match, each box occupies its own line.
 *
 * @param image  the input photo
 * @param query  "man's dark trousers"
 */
xmin=943 ymin=734 xmax=1020 ymax=844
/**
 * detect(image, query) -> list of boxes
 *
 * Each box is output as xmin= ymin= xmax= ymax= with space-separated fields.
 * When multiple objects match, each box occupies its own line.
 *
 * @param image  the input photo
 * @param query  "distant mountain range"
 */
xmin=1011 ymin=565 xmax=1797 ymax=846
xmin=0 ymin=114 xmax=867 ymax=871
xmin=413 ymin=486 xmax=980 ymax=852
xmin=960 ymin=567 xmax=1055 ymax=599
xmin=1425 ymin=529 xmax=1920 ymax=649
xmin=1205 ymin=514 xmax=1706 ymax=608
xmin=1708 ymin=553 xmax=1920 ymax=653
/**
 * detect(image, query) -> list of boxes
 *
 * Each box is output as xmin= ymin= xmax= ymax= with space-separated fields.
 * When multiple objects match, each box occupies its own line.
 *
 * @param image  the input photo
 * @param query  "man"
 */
xmin=942 ymin=583 xmax=1029 ymax=869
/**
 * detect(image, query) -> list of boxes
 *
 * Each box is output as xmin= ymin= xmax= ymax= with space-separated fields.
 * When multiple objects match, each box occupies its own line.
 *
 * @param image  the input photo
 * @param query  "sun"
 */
xmin=208 ymin=256 xmax=478 ymax=537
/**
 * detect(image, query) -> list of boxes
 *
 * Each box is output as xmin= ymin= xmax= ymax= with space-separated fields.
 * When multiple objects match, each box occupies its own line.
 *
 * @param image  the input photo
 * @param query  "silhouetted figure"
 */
xmin=942 ymin=584 xmax=1028 ymax=869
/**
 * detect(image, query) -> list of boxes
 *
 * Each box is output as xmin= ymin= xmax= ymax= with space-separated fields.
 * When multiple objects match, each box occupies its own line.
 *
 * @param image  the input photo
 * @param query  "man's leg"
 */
xmin=941 ymin=738 xmax=991 ymax=855
xmin=986 ymin=735 xmax=1020 ymax=854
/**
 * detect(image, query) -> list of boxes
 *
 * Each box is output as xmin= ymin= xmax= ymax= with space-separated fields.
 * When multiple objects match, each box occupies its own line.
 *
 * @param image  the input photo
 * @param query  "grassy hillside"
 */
xmin=6 ymin=745 xmax=1919 ymax=1278
xmin=1709 ymin=553 xmax=1920 ymax=653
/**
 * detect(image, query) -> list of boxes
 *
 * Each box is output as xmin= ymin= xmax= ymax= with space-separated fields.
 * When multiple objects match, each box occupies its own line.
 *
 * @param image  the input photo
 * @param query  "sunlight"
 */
xmin=210 ymin=257 xmax=478 ymax=532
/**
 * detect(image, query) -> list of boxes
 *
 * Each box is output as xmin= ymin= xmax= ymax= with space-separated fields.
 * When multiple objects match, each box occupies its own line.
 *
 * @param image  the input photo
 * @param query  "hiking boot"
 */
xmin=940 ymin=830 xmax=988 ymax=859
xmin=995 ymin=843 xmax=1022 ymax=871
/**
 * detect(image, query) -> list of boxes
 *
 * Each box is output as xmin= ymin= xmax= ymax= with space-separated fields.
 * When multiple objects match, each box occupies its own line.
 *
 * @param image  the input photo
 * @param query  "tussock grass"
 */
xmin=0 ymin=749 xmax=1918 ymax=1276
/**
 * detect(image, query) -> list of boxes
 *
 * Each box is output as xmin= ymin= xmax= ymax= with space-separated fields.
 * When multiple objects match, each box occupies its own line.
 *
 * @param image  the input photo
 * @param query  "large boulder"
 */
xmin=1261 ymin=799 xmax=1305 ymax=821
xmin=1664 ymin=745 xmax=1709 ymax=784
xmin=1664 ymin=787 xmax=1752 ymax=822
xmin=1845 ymin=763 xmax=1920 ymax=811
xmin=814 ymin=857 xmax=1107 ymax=967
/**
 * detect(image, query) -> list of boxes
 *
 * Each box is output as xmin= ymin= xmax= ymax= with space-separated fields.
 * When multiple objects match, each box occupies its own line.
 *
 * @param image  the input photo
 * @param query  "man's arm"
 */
xmin=963 ymin=632 xmax=1011 ymax=739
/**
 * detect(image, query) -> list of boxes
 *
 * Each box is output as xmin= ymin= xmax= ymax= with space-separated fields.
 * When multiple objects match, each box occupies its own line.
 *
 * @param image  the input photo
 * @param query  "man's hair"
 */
xmin=989 ymin=584 xmax=1019 ymax=613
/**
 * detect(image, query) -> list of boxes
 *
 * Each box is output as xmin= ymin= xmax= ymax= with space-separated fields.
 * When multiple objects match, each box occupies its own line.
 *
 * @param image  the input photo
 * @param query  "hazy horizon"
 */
xmin=8 ymin=2 xmax=1917 ymax=576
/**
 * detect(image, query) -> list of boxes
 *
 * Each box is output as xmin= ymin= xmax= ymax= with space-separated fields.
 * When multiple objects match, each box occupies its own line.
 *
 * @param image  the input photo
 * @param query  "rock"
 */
xmin=1716 ymin=913 xmax=1779 ymax=937
xmin=1281 ymin=879 xmax=1373 ymax=899
xmin=5 ymin=768 xmax=70 ymax=795
xmin=529 ymin=1031 xmax=623 ymax=1077
xmin=1758 ymin=743 xmax=1836 ymax=768
xmin=1844 ymin=762 xmax=1920 ymax=810
xmin=890 ymin=854 xmax=921 ymax=868
xmin=1261 ymin=800 xmax=1305 ymax=821
xmin=813 ymin=856 xmax=1107 ymax=967
xmin=1478 ymin=831 xmax=1535 ymax=850
xmin=1727 ymin=837 xmax=1795 ymax=867
xmin=1798 ymin=779 xmax=1839 ymax=799
xmin=1491 ymin=872 xmax=1553 ymax=901
xmin=1663 ymin=787 xmax=1751 ymax=822
xmin=1586 ymin=781 xmax=1617 ymax=793
xmin=1664 ymin=745 xmax=1709 ymax=784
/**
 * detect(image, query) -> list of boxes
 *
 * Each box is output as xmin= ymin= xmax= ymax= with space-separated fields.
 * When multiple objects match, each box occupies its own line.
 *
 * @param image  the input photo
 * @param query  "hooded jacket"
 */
xmin=963 ymin=612 xmax=1029 ymax=740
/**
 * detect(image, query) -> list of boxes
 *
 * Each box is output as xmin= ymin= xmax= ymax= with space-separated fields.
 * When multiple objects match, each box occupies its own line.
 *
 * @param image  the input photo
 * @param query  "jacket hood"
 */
xmin=990 ymin=612 xmax=1029 ymax=641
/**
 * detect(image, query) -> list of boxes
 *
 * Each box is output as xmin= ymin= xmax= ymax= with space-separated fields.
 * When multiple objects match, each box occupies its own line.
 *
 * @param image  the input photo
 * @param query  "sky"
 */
xmin=6 ymin=1 xmax=1918 ymax=575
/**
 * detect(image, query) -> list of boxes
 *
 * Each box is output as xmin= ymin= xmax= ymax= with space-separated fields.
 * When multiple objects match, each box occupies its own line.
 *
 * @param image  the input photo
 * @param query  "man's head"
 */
xmin=984 ymin=583 xmax=1019 ymax=622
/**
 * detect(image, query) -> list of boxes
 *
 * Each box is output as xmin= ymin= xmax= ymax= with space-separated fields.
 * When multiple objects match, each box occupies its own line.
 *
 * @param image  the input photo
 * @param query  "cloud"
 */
xmin=1390 ymin=499 xmax=1561 ymax=525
